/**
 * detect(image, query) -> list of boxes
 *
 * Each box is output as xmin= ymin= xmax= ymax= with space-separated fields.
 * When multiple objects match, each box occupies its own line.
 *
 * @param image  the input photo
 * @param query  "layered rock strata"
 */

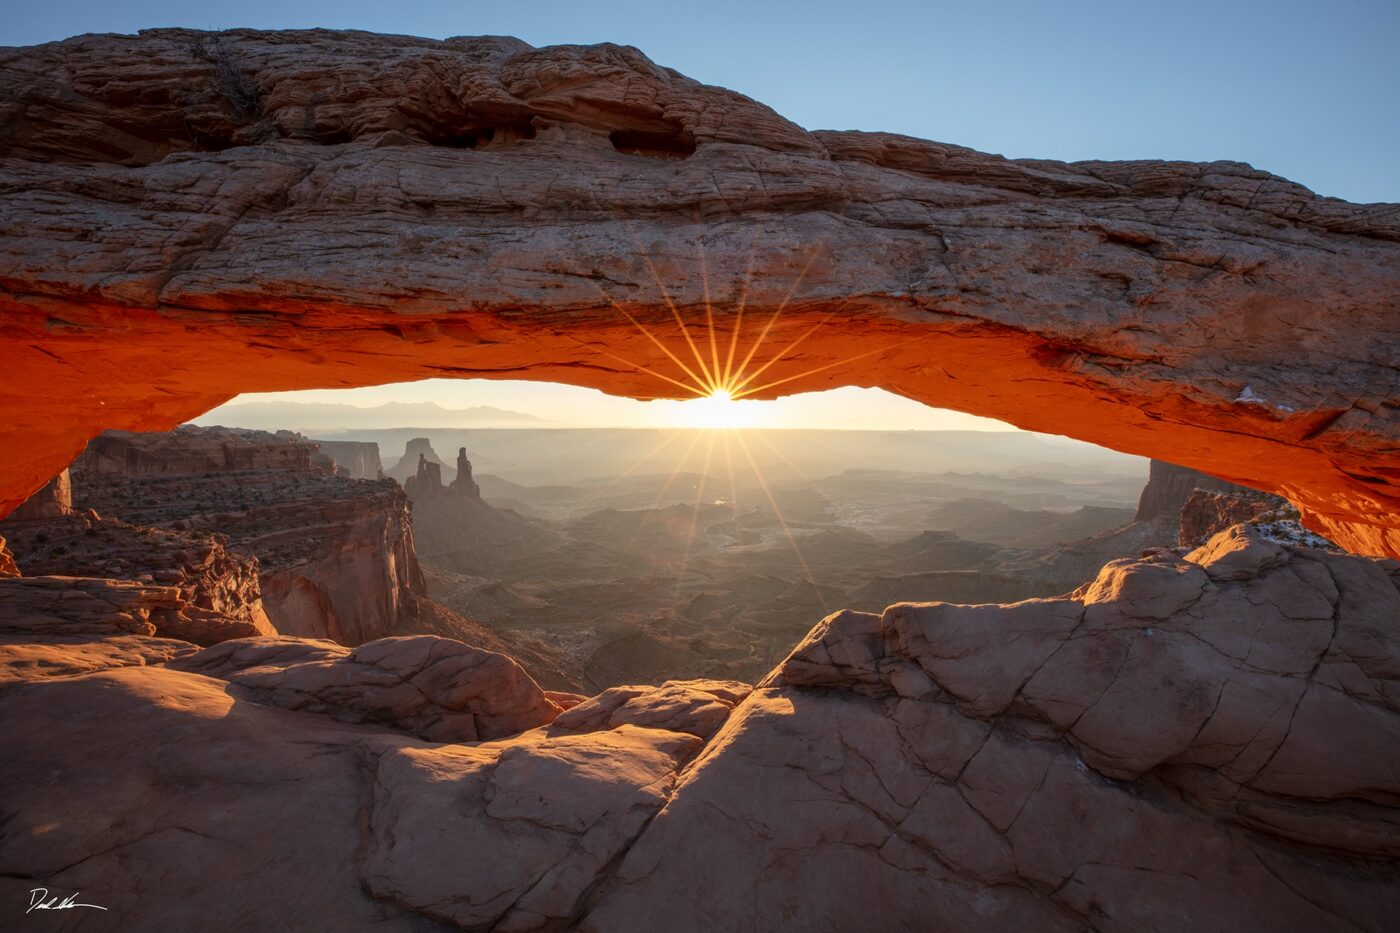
xmin=1134 ymin=459 xmax=1248 ymax=522
xmin=69 ymin=427 xmax=428 ymax=644
xmin=0 ymin=30 xmax=1396 ymax=556
xmin=1178 ymin=486 xmax=1289 ymax=546
xmin=386 ymin=438 xmax=450 ymax=484
xmin=77 ymin=425 xmax=331 ymax=476
xmin=313 ymin=439 xmax=384 ymax=479
xmin=0 ymin=465 xmax=276 ymax=643
xmin=0 ymin=574 xmax=261 ymax=653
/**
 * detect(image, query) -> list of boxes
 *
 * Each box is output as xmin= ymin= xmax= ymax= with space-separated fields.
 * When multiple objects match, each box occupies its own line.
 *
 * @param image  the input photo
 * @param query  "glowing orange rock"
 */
xmin=0 ymin=30 xmax=1396 ymax=555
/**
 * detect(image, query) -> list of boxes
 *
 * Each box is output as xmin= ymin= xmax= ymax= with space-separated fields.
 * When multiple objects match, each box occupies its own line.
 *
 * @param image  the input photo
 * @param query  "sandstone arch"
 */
xmin=1 ymin=30 xmax=1397 ymax=555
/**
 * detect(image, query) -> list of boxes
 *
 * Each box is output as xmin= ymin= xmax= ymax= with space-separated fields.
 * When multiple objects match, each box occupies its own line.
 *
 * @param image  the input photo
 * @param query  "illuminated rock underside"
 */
xmin=0 ymin=29 xmax=1396 ymax=559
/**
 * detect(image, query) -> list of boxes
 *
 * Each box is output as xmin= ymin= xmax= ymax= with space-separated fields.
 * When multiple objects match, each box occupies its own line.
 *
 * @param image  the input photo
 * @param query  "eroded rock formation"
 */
xmin=1134 ymin=459 xmax=1247 ymax=522
xmin=580 ymin=524 xmax=1400 ymax=930
xmin=386 ymin=438 xmax=448 ymax=485
xmin=313 ymin=439 xmax=383 ymax=479
xmin=77 ymin=425 xmax=331 ymax=476
xmin=4 ymin=469 xmax=72 ymax=522
xmin=11 ymin=425 xmax=580 ymax=686
xmin=1178 ymin=486 xmax=1288 ymax=546
xmin=69 ymin=427 xmax=428 ymax=644
xmin=0 ymin=525 xmax=1395 ymax=930
xmin=0 ymin=517 xmax=274 ymax=644
xmin=449 ymin=447 xmax=481 ymax=499
xmin=0 ymin=30 xmax=1396 ymax=555
xmin=173 ymin=634 xmax=562 ymax=742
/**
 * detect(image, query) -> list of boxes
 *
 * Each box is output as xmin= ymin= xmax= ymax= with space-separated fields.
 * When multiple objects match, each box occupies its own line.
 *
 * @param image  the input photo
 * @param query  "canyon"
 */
xmin=0 ymin=26 xmax=1397 ymax=933
xmin=1 ymin=425 xmax=576 ymax=687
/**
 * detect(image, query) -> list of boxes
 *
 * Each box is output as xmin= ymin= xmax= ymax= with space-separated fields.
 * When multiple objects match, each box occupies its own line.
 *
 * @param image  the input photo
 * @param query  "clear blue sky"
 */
xmin=2 ymin=0 xmax=1396 ymax=203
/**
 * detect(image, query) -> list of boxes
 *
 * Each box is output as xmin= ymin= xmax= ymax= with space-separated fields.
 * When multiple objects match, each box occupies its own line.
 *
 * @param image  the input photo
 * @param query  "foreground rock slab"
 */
xmin=0 ymin=526 xmax=1397 ymax=930
xmin=0 ymin=30 xmax=1397 ymax=556
xmin=174 ymin=633 xmax=563 ymax=741
xmin=581 ymin=525 xmax=1400 ymax=930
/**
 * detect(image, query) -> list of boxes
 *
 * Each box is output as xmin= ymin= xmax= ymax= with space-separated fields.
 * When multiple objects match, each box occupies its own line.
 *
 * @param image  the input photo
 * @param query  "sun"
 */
xmin=672 ymin=387 xmax=765 ymax=429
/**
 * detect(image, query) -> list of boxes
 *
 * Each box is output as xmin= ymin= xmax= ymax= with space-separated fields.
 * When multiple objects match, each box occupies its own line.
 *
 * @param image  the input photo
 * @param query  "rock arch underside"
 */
xmin=0 ymin=30 xmax=1397 ymax=557
xmin=3 ymin=29 xmax=1400 ymax=933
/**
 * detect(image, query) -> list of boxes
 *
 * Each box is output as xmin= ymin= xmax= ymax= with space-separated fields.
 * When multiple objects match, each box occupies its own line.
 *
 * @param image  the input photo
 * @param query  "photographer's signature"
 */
xmin=27 ymin=888 xmax=107 ymax=914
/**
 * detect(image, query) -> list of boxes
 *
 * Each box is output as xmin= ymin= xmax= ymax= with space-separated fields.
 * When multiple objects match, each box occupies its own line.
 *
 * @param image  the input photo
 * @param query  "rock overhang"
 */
xmin=0 ymin=28 xmax=1397 ymax=557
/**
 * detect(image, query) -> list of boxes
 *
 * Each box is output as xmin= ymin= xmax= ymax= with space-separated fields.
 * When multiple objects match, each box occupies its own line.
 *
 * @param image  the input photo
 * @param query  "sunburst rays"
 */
xmin=595 ymin=239 xmax=845 ymax=406
xmin=575 ymin=237 xmax=887 ymax=632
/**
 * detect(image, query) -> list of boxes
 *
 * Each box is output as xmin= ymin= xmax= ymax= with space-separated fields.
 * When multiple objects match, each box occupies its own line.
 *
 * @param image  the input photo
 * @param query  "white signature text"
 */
xmin=27 ymin=888 xmax=108 ymax=914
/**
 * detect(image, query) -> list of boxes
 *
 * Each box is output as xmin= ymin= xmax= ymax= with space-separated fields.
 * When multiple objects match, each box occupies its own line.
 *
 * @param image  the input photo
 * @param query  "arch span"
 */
xmin=1 ymin=30 xmax=1397 ymax=556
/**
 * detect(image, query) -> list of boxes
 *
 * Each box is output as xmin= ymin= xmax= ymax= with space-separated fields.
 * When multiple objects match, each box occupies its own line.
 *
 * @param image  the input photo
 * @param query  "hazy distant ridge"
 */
xmin=195 ymin=400 xmax=552 ymax=431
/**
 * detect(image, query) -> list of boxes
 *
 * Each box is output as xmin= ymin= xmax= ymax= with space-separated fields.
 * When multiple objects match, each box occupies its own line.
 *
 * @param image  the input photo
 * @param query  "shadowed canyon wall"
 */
xmin=1 ymin=30 xmax=1397 ymax=555
xmin=69 ymin=427 xmax=427 ymax=644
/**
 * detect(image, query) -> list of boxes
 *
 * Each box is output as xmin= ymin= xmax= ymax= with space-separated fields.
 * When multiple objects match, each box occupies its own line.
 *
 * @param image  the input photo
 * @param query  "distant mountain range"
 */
xmin=193 ymin=401 xmax=552 ymax=432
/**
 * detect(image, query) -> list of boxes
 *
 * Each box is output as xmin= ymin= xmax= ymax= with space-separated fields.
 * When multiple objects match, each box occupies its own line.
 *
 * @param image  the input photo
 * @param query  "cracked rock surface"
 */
xmin=172 ymin=633 xmax=563 ymax=742
xmin=0 ymin=526 xmax=1396 ymax=930
xmin=582 ymin=525 xmax=1400 ymax=931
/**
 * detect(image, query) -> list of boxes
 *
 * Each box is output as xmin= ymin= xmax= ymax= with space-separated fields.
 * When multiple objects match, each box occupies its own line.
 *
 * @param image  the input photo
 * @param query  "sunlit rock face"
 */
xmin=1 ymin=526 xmax=1397 ymax=930
xmin=581 ymin=525 xmax=1400 ymax=931
xmin=0 ymin=30 xmax=1396 ymax=555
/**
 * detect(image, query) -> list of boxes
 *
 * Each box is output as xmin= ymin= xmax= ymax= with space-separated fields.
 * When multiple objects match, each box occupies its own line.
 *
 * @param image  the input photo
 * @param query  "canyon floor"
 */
xmin=400 ymin=432 xmax=1146 ymax=691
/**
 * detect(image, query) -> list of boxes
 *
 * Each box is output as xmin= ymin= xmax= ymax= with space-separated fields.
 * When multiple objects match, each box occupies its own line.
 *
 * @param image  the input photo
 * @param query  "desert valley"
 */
xmin=0 ymin=21 xmax=1397 ymax=933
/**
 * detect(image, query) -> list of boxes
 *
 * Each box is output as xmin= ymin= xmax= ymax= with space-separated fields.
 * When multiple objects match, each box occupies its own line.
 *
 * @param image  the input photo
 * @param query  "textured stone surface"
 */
xmin=0 ymin=574 xmax=267 ymax=645
xmin=1 ymin=509 xmax=275 ymax=642
xmin=1134 ymin=458 xmax=1249 ymax=522
xmin=0 ymin=666 xmax=459 ymax=931
xmin=0 ymin=526 xmax=1397 ymax=930
xmin=5 ymin=469 xmax=72 ymax=522
xmin=364 ymin=725 xmax=701 ymax=931
xmin=76 ymin=425 xmax=330 ymax=476
xmin=581 ymin=526 xmax=1400 ymax=930
xmin=551 ymin=678 xmax=752 ymax=740
xmin=70 ymin=428 xmax=429 ymax=644
xmin=312 ymin=439 xmax=383 ymax=479
xmin=1179 ymin=487 xmax=1288 ymax=546
xmin=173 ymin=633 xmax=562 ymax=741
xmin=0 ymin=638 xmax=705 ymax=932
xmin=0 ymin=30 xmax=1396 ymax=556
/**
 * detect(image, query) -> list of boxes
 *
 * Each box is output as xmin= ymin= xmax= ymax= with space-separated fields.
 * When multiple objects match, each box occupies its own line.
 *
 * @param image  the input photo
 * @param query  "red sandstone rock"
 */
xmin=0 ymin=536 xmax=16 ymax=578
xmin=70 ymin=428 xmax=428 ymax=644
xmin=0 ymin=30 xmax=1395 ymax=556
xmin=551 ymin=679 xmax=752 ymax=740
xmin=1 ymin=525 xmax=1398 ymax=930
xmin=312 ymin=439 xmax=383 ymax=479
xmin=1178 ymin=487 xmax=1287 ymax=546
xmin=0 ymin=509 xmax=275 ymax=642
xmin=579 ymin=526 xmax=1400 ymax=930
xmin=173 ymin=633 xmax=561 ymax=741
xmin=5 ymin=470 xmax=72 ymax=522
xmin=76 ymin=426 xmax=331 ymax=476
xmin=1134 ymin=459 xmax=1247 ymax=522
xmin=364 ymin=725 xmax=701 ymax=930
xmin=0 ymin=574 xmax=264 ymax=645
